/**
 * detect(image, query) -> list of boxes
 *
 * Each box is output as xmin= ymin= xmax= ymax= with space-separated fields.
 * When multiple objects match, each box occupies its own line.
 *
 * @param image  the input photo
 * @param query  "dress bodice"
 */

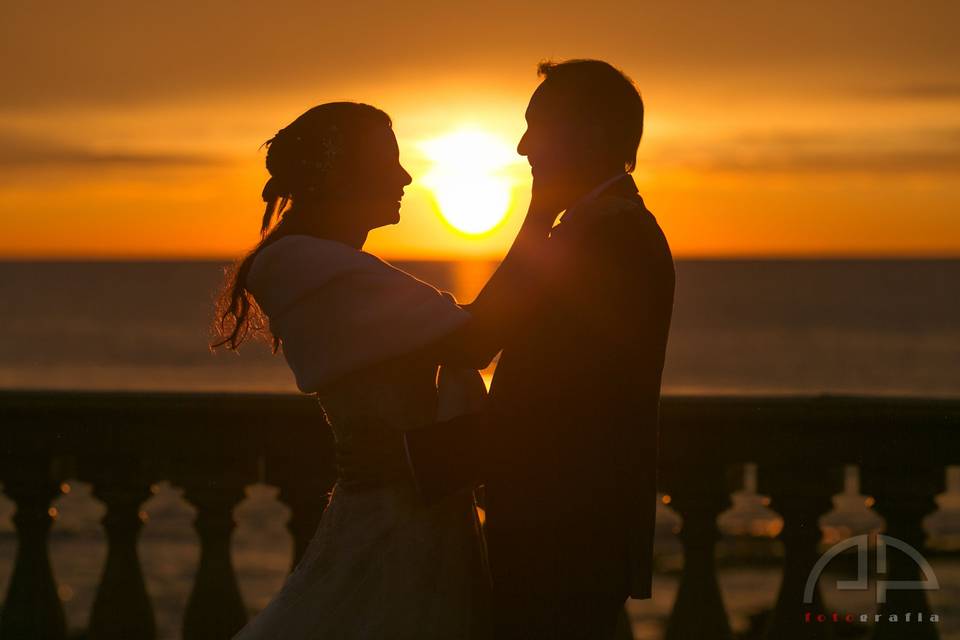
xmin=317 ymin=354 xmax=439 ymax=483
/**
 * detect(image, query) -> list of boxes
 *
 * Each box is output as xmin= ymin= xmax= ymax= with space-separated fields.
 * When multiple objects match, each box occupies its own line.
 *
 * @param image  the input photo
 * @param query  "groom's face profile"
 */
xmin=517 ymin=80 xmax=580 ymax=187
xmin=517 ymin=77 xmax=616 ymax=205
xmin=516 ymin=60 xmax=644 ymax=206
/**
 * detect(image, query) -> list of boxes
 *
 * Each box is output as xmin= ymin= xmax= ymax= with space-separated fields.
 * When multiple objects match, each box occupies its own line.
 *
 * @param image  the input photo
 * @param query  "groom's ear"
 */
xmin=576 ymin=119 xmax=613 ymax=160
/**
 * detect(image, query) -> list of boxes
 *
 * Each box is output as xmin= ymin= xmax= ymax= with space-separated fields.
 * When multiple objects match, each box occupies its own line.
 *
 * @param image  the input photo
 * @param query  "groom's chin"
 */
xmin=372 ymin=207 xmax=401 ymax=227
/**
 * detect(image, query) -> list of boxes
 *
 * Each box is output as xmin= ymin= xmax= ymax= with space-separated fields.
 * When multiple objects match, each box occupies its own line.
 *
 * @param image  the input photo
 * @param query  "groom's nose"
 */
xmin=517 ymin=129 xmax=530 ymax=159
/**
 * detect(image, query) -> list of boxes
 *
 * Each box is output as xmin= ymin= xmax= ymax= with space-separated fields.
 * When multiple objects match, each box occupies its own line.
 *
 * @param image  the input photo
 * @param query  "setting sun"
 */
xmin=419 ymin=128 xmax=520 ymax=235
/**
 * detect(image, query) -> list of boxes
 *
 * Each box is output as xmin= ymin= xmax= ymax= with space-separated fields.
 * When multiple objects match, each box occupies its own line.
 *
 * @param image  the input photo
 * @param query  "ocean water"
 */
xmin=2 ymin=259 xmax=959 ymax=638
xmin=1 ymin=259 xmax=958 ymax=395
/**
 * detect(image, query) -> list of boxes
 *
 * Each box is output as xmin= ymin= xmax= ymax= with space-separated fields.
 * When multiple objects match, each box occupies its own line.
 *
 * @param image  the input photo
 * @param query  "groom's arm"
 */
xmin=405 ymin=220 xmax=596 ymax=501
xmin=429 ymin=207 xmax=562 ymax=368
xmin=400 ymin=217 xmax=562 ymax=500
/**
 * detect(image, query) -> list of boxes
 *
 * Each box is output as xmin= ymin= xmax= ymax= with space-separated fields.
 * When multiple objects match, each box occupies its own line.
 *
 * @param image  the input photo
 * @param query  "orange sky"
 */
xmin=2 ymin=1 xmax=958 ymax=259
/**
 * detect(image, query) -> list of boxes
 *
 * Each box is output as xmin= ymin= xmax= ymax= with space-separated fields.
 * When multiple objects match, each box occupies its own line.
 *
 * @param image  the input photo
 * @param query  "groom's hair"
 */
xmin=537 ymin=59 xmax=644 ymax=172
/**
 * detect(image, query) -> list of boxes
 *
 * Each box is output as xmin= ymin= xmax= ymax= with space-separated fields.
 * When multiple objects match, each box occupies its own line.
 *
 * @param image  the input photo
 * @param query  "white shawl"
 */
xmin=246 ymin=234 xmax=477 ymax=396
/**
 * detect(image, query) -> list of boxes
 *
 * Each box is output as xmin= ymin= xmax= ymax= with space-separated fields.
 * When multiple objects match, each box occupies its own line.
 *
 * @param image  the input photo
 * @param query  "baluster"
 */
xmin=266 ymin=420 xmax=337 ymax=571
xmin=83 ymin=457 xmax=156 ymax=640
xmin=614 ymin=605 xmax=633 ymax=640
xmin=861 ymin=465 xmax=943 ymax=640
xmin=759 ymin=464 xmax=843 ymax=640
xmin=276 ymin=485 xmax=333 ymax=570
xmin=663 ymin=461 xmax=737 ymax=640
xmin=0 ymin=455 xmax=67 ymax=640
xmin=180 ymin=469 xmax=248 ymax=640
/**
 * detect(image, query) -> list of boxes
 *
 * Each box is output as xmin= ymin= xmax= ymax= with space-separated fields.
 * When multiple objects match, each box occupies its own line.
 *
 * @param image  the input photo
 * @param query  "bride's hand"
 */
xmin=524 ymin=178 xmax=568 ymax=232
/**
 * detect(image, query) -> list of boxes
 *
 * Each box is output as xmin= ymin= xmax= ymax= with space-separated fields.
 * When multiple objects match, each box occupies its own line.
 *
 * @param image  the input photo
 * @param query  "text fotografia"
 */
xmin=804 ymin=611 xmax=940 ymax=624
xmin=801 ymin=534 xmax=944 ymax=626
xmin=804 ymin=534 xmax=939 ymax=604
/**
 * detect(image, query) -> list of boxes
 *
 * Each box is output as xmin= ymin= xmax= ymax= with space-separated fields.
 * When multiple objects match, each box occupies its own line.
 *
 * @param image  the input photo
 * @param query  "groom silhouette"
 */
xmin=403 ymin=59 xmax=676 ymax=639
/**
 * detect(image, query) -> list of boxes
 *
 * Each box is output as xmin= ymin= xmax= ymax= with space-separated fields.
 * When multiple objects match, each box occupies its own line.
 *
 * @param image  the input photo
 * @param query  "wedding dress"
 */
xmin=234 ymin=235 xmax=491 ymax=640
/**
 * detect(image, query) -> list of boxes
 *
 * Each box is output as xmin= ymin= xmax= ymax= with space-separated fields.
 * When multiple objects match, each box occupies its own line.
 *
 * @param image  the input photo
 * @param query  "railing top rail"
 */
xmin=2 ymin=391 xmax=959 ymax=465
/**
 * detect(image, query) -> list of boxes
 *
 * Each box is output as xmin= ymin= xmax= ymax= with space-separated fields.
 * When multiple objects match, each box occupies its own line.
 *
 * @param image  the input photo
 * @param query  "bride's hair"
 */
xmin=212 ymin=102 xmax=392 ymax=351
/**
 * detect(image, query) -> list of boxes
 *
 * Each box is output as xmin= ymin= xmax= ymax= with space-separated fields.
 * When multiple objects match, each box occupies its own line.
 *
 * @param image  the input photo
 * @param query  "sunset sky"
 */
xmin=2 ymin=1 xmax=958 ymax=260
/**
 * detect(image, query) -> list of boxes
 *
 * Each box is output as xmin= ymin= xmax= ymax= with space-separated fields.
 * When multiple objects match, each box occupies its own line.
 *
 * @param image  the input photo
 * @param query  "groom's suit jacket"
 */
xmin=405 ymin=174 xmax=674 ymax=600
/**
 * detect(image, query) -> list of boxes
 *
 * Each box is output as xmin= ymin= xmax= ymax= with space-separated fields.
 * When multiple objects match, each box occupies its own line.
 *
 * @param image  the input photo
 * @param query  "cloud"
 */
xmin=0 ymin=131 xmax=227 ymax=169
xmin=862 ymin=83 xmax=960 ymax=100
xmin=653 ymin=129 xmax=960 ymax=175
xmin=0 ymin=1 xmax=956 ymax=112
xmin=700 ymin=149 xmax=960 ymax=175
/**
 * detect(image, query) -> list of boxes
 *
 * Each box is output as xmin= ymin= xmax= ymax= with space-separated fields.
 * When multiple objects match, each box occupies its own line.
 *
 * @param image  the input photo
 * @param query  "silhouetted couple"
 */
xmin=215 ymin=59 xmax=674 ymax=640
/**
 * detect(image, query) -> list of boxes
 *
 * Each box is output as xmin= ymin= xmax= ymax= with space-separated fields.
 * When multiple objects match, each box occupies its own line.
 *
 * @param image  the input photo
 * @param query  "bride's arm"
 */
xmin=339 ymin=198 xmax=563 ymax=491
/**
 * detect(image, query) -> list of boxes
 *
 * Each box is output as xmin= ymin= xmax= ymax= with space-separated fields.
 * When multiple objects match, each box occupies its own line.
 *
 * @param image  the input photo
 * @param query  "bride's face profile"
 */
xmin=325 ymin=125 xmax=412 ymax=231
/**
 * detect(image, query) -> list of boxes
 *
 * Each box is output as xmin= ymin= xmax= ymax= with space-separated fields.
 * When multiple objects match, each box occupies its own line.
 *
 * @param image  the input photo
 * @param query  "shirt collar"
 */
xmin=555 ymin=172 xmax=630 ymax=227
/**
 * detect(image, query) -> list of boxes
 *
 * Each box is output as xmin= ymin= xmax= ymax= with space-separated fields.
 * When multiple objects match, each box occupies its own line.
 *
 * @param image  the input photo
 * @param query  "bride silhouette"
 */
xmin=213 ymin=102 xmax=491 ymax=639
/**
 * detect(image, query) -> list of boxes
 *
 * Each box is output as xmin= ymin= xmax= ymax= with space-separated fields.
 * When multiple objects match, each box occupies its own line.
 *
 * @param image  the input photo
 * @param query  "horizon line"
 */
xmin=2 ymin=253 xmax=960 ymax=263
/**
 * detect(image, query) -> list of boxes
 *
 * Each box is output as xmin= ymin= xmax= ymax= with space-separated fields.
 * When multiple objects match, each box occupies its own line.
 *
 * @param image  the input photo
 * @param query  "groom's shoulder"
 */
xmin=583 ymin=194 xmax=669 ymax=253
